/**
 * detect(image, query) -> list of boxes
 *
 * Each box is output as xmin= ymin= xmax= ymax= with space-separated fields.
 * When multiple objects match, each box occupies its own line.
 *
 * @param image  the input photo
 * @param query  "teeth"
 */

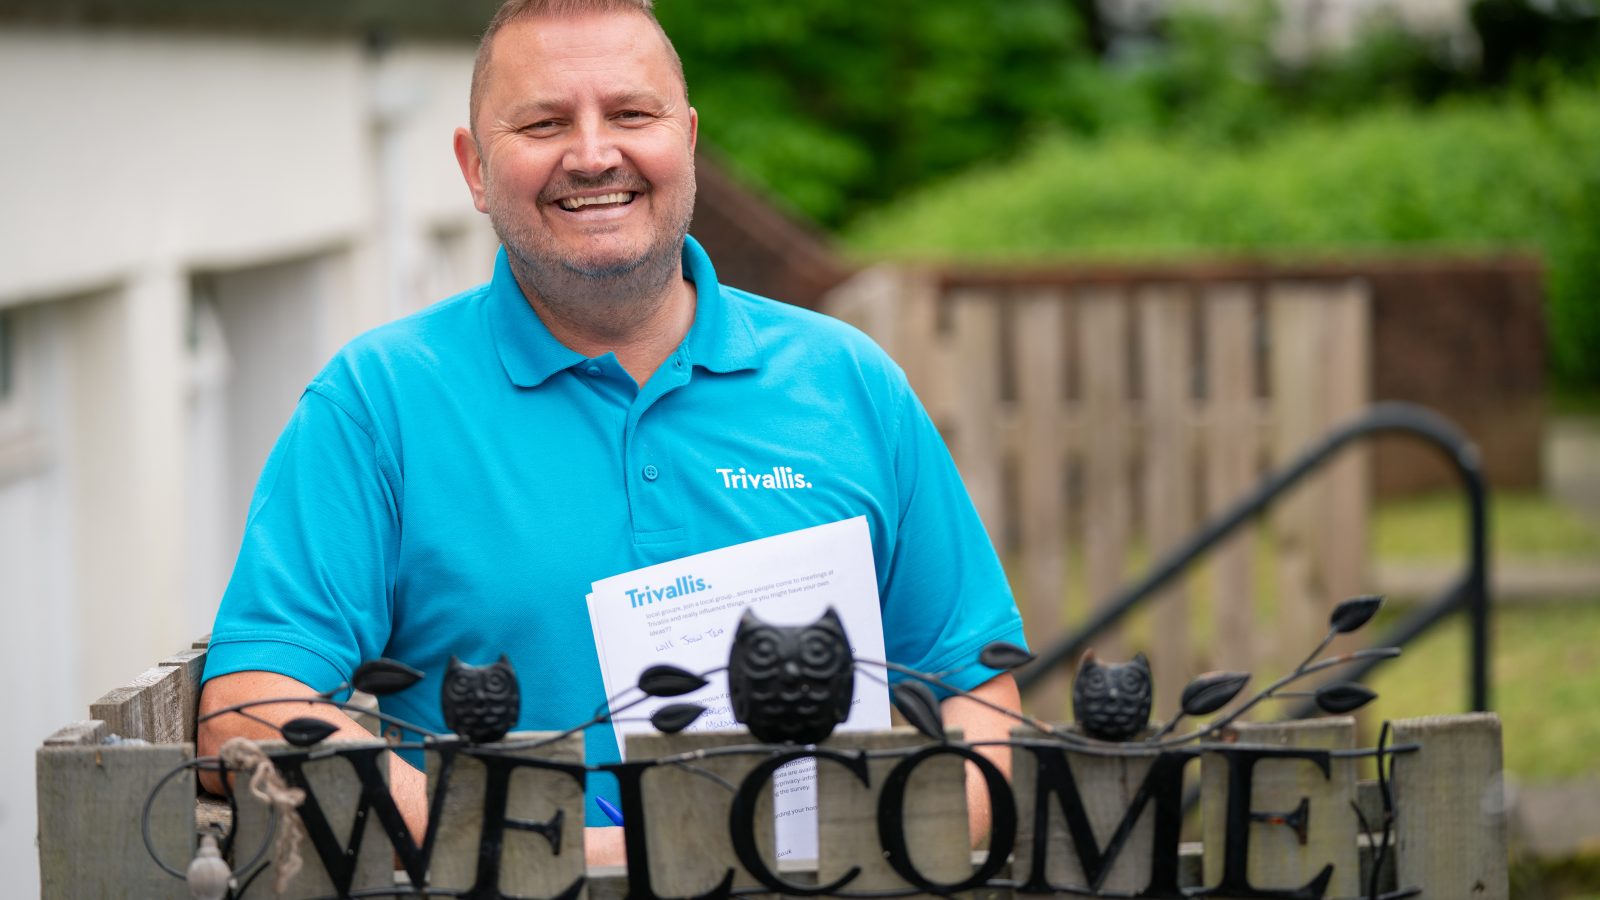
xmin=559 ymin=192 xmax=634 ymax=210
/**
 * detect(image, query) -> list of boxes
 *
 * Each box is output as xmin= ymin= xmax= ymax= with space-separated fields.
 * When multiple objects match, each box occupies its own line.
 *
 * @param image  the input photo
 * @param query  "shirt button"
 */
xmin=642 ymin=464 xmax=659 ymax=482
xmin=585 ymin=365 xmax=602 ymax=376
xmin=674 ymin=357 xmax=684 ymax=369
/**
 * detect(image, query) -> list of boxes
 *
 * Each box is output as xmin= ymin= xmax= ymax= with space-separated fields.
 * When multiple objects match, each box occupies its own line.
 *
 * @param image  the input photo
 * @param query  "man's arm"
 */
xmin=197 ymin=671 xmax=431 ymax=841
xmin=940 ymin=671 xmax=1021 ymax=847
xmin=199 ymin=672 xmax=630 ymax=867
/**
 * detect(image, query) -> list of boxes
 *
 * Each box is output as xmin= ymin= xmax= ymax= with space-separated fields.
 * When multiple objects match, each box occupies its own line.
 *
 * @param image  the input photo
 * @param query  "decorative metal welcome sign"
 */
xmin=110 ymin=597 xmax=1505 ymax=900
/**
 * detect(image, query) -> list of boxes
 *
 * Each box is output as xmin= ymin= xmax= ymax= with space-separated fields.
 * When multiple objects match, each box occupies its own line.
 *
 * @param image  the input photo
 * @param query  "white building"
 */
xmin=0 ymin=11 xmax=499 ymax=890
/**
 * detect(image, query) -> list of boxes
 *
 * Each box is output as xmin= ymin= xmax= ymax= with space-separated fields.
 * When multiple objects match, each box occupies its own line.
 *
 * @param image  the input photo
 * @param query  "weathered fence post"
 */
xmin=625 ymin=731 xmax=776 ymax=896
xmin=428 ymin=732 xmax=587 ymax=896
xmin=817 ymin=727 xmax=970 ymax=895
xmin=36 ymin=721 xmax=194 ymax=898
xmin=1201 ymin=718 xmax=1361 ymax=897
xmin=1392 ymin=713 xmax=1508 ymax=899
xmin=231 ymin=739 xmax=395 ymax=898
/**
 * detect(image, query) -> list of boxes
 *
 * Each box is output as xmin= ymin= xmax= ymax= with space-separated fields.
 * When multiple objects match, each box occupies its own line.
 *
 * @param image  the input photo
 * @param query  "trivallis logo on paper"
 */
xmin=715 ymin=466 xmax=812 ymax=490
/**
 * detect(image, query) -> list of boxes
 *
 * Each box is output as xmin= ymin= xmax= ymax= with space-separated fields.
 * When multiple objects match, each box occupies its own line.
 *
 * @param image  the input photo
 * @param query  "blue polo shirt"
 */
xmin=204 ymin=236 xmax=1025 ymax=824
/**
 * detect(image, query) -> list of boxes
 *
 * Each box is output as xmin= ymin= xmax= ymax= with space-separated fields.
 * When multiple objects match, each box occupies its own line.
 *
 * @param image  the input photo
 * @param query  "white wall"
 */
xmin=0 ymin=25 xmax=496 ymax=893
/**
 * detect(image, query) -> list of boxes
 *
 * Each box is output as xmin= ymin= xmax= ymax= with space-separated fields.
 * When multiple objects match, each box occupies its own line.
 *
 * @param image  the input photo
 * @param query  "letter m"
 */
xmin=1016 ymin=745 xmax=1196 ymax=898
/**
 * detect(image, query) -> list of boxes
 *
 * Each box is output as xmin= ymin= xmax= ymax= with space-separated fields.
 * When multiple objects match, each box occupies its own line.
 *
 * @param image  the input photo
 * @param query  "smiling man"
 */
xmin=198 ymin=0 xmax=1027 ymax=866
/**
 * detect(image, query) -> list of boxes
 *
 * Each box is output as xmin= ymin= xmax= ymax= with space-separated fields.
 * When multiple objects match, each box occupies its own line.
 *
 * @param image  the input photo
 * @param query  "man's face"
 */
xmin=457 ymin=12 xmax=697 ymax=283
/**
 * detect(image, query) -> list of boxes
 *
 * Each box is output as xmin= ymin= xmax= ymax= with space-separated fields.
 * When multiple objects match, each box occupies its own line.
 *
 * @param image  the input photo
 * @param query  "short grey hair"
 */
xmin=469 ymin=0 xmax=686 ymax=135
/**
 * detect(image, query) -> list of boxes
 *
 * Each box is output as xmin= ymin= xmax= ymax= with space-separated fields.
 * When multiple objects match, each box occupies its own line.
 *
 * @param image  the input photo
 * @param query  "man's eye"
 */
xmin=524 ymin=120 xmax=560 ymax=132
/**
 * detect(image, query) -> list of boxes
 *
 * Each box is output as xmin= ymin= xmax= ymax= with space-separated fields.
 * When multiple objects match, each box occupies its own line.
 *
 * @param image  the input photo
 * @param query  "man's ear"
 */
xmin=453 ymin=126 xmax=490 ymax=214
xmin=687 ymin=106 xmax=698 ymax=155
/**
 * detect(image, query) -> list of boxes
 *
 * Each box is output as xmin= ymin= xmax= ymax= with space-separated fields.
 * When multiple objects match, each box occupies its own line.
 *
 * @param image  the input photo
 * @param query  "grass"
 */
xmin=1365 ymin=602 xmax=1600 ymax=782
xmin=1363 ymin=490 xmax=1600 ymax=784
xmin=1373 ymin=491 xmax=1600 ymax=562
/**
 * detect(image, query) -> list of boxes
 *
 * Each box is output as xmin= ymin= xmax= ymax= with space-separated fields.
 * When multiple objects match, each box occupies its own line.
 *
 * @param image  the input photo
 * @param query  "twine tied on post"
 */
xmin=220 ymin=736 xmax=307 ymax=893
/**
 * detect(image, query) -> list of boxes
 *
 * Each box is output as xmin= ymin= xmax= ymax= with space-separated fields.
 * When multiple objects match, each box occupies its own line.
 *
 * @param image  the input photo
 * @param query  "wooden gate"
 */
xmin=825 ymin=267 xmax=1371 ymax=717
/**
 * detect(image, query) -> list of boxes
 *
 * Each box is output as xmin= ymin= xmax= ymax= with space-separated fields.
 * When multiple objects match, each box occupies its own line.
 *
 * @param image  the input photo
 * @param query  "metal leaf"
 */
xmin=650 ymin=703 xmax=705 ymax=734
xmin=978 ymin=641 xmax=1035 ymax=671
xmin=891 ymin=681 xmax=946 ymax=741
xmin=351 ymin=658 xmax=425 ymax=696
xmin=1315 ymin=682 xmax=1377 ymax=714
xmin=638 ymin=664 xmax=708 ymax=697
xmin=1329 ymin=595 xmax=1384 ymax=634
xmin=1179 ymin=671 xmax=1251 ymax=717
xmin=280 ymin=717 xmax=339 ymax=747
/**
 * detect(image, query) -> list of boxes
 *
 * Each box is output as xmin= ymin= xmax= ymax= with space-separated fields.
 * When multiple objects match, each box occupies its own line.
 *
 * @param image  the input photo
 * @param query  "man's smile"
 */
xmin=556 ymin=191 xmax=638 ymax=212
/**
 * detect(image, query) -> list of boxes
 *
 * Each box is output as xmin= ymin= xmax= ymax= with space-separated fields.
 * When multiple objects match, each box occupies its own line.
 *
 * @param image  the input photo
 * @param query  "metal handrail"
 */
xmin=1016 ymin=402 xmax=1492 ymax=712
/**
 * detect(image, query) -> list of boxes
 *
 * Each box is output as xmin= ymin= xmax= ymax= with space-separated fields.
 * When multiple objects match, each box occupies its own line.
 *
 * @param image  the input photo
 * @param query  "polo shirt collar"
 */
xmin=488 ymin=236 xmax=761 ymax=388
xmin=681 ymin=235 xmax=761 ymax=375
xmin=487 ymin=247 xmax=585 ymax=388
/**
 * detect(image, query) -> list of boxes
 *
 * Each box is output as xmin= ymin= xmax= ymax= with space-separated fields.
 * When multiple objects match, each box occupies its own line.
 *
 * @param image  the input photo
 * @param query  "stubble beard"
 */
xmin=489 ymin=164 xmax=697 ymax=340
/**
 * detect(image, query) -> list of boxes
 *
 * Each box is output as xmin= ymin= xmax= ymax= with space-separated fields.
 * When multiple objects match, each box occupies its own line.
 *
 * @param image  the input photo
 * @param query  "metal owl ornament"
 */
xmin=728 ymin=607 xmax=855 ymax=744
xmin=1073 ymin=649 xmax=1154 ymax=741
xmin=441 ymin=654 xmax=521 ymax=744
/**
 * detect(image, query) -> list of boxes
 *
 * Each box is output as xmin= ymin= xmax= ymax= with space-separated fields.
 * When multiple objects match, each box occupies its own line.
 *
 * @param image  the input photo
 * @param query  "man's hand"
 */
xmin=939 ymin=671 xmax=1021 ymax=847
xmin=197 ymin=671 xmax=431 ymax=844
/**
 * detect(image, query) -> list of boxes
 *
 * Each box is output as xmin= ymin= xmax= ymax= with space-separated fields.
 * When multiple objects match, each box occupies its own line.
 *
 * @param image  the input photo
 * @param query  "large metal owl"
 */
xmin=441 ymin=654 xmax=520 ymax=744
xmin=1072 ymin=649 xmax=1153 ymax=742
xmin=728 ymin=607 xmax=855 ymax=745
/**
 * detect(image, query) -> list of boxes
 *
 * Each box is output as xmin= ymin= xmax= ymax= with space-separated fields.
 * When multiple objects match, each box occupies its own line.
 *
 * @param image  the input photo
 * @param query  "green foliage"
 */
xmin=655 ymin=0 xmax=1093 ymax=225
xmin=845 ymin=85 xmax=1600 ymax=386
xmin=654 ymin=0 xmax=1600 ymax=384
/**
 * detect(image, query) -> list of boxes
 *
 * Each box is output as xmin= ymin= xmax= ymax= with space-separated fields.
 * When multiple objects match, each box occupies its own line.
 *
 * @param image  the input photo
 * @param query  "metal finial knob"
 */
xmin=187 ymin=833 xmax=232 ymax=900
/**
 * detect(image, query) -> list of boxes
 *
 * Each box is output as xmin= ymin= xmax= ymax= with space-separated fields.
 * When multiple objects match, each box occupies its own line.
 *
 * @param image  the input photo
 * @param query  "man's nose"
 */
xmin=563 ymin=117 xmax=623 ymax=175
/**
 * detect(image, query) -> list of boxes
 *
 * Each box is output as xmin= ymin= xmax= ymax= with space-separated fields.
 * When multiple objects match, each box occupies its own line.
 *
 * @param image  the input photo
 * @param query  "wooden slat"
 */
xmin=1200 ymin=718 xmax=1360 ymax=896
xmin=231 ymin=740 xmax=394 ymax=898
xmin=951 ymin=289 xmax=1006 ymax=546
xmin=37 ymin=742 xmax=195 ymax=899
xmin=1012 ymin=290 xmax=1070 ymax=720
xmin=89 ymin=664 xmax=186 ymax=743
xmin=626 ymin=731 xmax=775 ymax=896
xmin=1392 ymin=713 xmax=1508 ymax=899
xmin=43 ymin=720 xmax=107 ymax=747
xmin=820 ymin=264 xmax=894 ymax=350
xmin=158 ymin=647 xmax=206 ymax=744
xmin=1012 ymin=729 xmax=1162 ymax=893
xmin=1201 ymin=285 xmax=1258 ymax=675
xmin=1077 ymin=288 xmax=1131 ymax=658
xmin=428 ymin=732 xmax=586 ymax=897
xmin=1137 ymin=285 xmax=1194 ymax=717
xmin=1268 ymin=285 xmax=1330 ymax=668
xmin=1318 ymin=281 xmax=1372 ymax=607
xmin=817 ymin=728 xmax=969 ymax=894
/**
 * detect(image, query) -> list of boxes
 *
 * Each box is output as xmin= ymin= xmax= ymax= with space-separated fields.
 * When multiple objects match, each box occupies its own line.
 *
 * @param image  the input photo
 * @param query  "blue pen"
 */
xmin=595 ymin=796 xmax=625 ymax=827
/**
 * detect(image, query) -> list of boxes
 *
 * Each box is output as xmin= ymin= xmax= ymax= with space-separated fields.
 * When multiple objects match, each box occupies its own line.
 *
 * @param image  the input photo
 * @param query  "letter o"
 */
xmin=876 ymin=743 xmax=1016 ymax=893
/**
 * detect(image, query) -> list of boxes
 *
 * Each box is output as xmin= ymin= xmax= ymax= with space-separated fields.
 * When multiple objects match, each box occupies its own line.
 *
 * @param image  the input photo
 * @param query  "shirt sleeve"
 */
xmin=878 ymin=382 xmax=1027 ymax=699
xmin=202 ymin=384 xmax=401 ymax=693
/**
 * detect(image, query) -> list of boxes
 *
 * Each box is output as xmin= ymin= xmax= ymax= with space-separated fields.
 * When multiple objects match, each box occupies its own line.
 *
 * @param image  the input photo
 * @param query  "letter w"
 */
xmin=1017 ymin=746 xmax=1196 ymax=898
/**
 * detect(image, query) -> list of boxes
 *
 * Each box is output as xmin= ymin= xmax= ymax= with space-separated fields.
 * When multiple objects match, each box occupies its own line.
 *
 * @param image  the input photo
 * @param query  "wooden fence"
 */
xmin=824 ymin=267 xmax=1372 ymax=718
xmin=36 ymin=637 xmax=1509 ymax=899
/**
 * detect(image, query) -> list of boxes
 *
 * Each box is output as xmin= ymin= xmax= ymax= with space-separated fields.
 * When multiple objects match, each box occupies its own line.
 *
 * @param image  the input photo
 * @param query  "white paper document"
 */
xmin=585 ymin=515 xmax=891 ymax=860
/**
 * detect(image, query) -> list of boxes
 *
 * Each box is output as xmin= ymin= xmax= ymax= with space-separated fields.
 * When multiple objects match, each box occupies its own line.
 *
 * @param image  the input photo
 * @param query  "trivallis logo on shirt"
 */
xmin=715 ymin=466 xmax=812 ymax=490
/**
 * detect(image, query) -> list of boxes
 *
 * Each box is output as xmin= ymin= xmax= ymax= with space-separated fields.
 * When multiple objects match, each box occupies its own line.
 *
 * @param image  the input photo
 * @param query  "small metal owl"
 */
xmin=728 ymin=607 xmax=855 ymax=745
xmin=1072 ymin=649 xmax=1153 ymax=742
xmin=441 ymin=654 xmax=520 ymax=744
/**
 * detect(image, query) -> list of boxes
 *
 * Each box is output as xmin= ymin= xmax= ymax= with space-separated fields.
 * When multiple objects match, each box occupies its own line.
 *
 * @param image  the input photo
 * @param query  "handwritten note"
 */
xmin=585 ymin=516 xmax=891 ymax=861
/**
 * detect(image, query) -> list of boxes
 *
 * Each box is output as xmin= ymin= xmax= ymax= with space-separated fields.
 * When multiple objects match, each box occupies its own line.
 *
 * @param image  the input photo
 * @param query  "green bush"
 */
xmin=655 ymin=0 xmax=1093 ymax=226
xmin=845 ymin=86 xmax=1600 ymax=386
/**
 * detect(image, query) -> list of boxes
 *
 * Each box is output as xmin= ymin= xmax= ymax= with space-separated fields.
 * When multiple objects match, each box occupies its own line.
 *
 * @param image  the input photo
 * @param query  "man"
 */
xmin=198 ymin=0 xmax=1025 ymax=865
